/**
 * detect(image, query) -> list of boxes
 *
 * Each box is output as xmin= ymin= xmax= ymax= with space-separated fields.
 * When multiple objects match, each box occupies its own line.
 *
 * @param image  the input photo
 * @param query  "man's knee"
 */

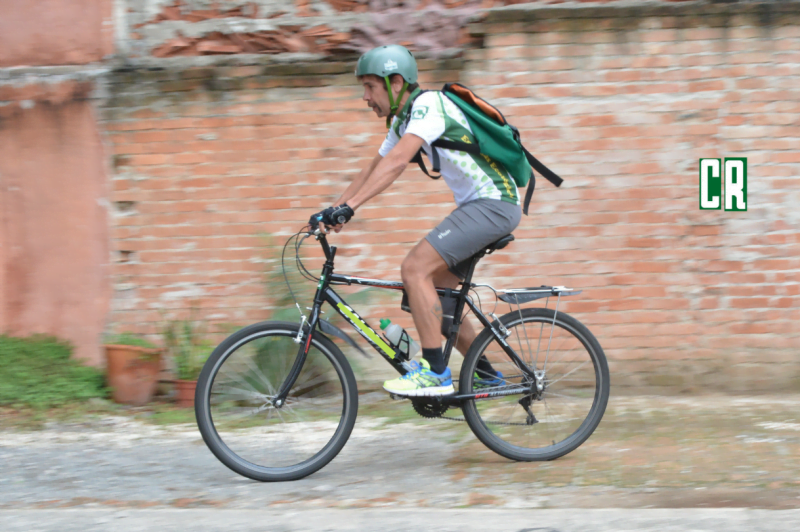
xmin=400 ymin=257 xmax=415 ymax=286
xmin=402 ymin=240 xmax=446 ymax=287
xmin=401 ymin=255 xmax=429 ymax=287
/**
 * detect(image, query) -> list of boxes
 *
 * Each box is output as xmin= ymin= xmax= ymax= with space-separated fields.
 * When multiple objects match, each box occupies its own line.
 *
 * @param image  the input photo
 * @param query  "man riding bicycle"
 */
xmin=309 ymin=45 xmax=520 ymax=397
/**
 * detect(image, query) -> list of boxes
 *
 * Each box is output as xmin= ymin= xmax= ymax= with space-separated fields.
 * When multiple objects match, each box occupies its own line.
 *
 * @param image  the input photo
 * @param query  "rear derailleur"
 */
xmin=517 ymin=369 xmax=547 ymax=425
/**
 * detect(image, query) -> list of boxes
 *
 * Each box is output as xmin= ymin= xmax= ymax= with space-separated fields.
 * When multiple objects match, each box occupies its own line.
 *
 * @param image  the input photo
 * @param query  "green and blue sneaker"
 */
xmin=473 ymin=370 xmax=504 ymax=389
xmin=383 ymin=359 xmax=454 ymax=397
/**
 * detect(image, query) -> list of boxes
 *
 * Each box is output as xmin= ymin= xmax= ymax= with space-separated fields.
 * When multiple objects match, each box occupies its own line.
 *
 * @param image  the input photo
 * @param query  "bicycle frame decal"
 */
xmin=327 ymin=290 xmax=395 ymax=359
xmin=337 ymin=303 xmax=395 ymax=358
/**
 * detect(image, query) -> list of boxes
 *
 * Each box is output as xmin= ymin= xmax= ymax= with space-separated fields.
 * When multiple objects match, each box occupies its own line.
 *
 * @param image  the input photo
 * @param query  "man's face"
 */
xmin=361 ymin=75 xmax=390 ymax=118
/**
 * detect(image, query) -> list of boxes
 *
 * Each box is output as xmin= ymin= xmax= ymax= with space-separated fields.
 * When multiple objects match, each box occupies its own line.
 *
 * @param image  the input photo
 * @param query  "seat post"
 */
xmin=442 ymin=252 xmax=483 ymax=367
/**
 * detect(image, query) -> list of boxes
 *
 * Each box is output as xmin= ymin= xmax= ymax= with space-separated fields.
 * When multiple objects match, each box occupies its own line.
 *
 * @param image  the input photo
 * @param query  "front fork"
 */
xmin=273 ymin=243 xmax=336 ymax=408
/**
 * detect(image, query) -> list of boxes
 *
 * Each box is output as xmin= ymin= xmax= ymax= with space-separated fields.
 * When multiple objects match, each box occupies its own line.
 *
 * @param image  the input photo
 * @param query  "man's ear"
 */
xmin=390 ymin=74 xmax=405 ymax=94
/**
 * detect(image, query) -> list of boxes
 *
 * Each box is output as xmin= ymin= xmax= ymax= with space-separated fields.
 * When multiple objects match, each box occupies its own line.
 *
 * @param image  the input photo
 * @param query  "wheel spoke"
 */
xmin=545 ymin=359 xmax=590 ymax=387
xmin=463 ymin=308 xmax=608 ymax=461
xmin=196 ymin=326 xmax=355 ymax=481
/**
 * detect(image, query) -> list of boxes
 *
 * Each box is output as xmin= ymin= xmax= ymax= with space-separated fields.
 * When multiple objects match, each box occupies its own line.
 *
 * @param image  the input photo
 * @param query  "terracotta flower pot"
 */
xmin=105 ymin=345 xmax=162 ymax=406
xmin=175 ymin=379 xmax=198 ymax=408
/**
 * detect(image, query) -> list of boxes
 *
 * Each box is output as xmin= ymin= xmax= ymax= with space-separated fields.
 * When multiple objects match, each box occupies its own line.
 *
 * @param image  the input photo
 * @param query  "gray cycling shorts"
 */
xmin=425 ymin=198 xmax=522 ymax=280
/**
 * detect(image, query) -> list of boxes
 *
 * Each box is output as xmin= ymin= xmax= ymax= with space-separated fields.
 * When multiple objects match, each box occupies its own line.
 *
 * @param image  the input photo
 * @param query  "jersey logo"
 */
xmin=384 ymin=60 xmax=398 ymax=71
xmin=461 ymin=135 xmax=472 ymax=144
xmin=411 ymin=106 xmax=428 ymax=120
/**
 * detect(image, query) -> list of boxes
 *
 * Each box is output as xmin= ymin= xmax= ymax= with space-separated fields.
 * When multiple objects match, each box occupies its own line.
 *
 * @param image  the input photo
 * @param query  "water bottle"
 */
xmin=380 ymin=319 xmax=420 ymax=361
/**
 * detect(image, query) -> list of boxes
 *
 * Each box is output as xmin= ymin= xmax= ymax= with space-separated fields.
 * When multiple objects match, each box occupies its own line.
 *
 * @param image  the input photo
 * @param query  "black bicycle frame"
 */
xmin=272 ymin=233 xmax=536 ymax=407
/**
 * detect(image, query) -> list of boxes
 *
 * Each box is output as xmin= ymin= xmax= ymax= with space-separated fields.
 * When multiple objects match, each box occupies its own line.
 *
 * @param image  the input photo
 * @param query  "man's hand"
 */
xmin=308 ymin=204 xmax=355 ymax=234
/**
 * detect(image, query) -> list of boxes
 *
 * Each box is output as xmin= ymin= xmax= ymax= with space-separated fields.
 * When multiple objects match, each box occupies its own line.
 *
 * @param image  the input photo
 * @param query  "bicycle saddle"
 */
xmin=485 ymin=234 xmax=514 ymax=253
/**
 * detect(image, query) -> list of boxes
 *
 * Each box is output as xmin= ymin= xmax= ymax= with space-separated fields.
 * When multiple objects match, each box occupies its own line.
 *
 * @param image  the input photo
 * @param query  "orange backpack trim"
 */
xmin=446 ymin=84 xmax=507 ymax=126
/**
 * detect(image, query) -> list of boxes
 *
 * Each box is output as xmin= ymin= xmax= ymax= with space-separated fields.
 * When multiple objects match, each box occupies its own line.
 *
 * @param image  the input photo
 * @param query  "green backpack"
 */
xmin=406 ymin=83 xmax=563 ymax=214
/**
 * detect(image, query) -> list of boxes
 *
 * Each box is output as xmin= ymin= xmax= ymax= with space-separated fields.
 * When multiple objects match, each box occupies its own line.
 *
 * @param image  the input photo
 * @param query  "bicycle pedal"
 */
xmin=389 ymin=393 xmax=408 ymax=401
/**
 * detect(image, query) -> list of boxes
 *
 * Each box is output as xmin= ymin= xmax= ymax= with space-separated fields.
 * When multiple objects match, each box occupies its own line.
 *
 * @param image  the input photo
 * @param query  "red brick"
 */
xmin=687 ymin=80 xmax=726 ymax=92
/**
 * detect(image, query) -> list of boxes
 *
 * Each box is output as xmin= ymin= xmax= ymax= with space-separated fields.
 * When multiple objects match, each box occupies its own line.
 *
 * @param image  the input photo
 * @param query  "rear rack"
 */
xmin=497 ymin=285 xmax=582 ymax=305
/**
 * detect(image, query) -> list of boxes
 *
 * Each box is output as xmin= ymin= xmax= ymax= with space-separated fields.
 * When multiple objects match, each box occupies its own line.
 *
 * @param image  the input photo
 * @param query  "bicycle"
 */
xmin=195 ymin=229 xmax=610 ymax=481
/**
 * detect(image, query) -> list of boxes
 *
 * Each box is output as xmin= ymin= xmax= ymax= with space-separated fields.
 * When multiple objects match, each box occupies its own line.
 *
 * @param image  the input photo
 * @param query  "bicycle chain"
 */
xmin=409 ymin=388 xmax=540 ymax=426
xmin=405 ymin=372 xmax=539 ymax=426
xmin=422 ymin=409 xmax=537 ymax=426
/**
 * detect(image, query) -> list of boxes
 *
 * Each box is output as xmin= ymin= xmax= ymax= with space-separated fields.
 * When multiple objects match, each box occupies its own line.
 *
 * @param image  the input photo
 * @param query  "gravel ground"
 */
xmin=1 ymin=394 xmax=799 ymax=530
xmin=3 ymin=508 xmax=800 ymax=532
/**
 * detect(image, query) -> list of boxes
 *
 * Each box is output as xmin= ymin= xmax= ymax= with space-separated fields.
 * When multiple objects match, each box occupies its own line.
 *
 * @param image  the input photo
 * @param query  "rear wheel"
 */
xmin=195 ymin=321 xmax=358 ymax=481
xmin=460 ymin=308 xmax=609 ymax=461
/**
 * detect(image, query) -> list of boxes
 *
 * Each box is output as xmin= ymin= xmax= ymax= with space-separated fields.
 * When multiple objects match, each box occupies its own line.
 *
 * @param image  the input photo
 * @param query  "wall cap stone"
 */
xmin=485 ymin=0 xmax=800 ymax=24
xmin=0 ymin=66 xmax=110 ymax=86
xmin=107 ymin=51 xmax=465 ymax=79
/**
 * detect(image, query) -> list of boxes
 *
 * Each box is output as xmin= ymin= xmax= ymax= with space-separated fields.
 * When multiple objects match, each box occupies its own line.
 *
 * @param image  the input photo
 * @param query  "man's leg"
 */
xmin=430 ymin=269 xmax=476 ymax=357
xmin=401 ymin=241 xmax=495 ymax=376
xmin=431 ymin=268 xmax=499 ymax=380
xmin=400 ymin=239 xmax=450 ymax=373
xmin=381 ymin=238 xmax=456 ymax=396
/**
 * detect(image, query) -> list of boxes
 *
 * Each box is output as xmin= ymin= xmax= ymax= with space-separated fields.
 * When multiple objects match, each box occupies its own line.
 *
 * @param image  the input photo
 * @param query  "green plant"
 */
xmin=0 ymin=335 xmax=107 ymax=408
xmin=105 ymin=333 xmax=159 ymax=350
xmin=162 ymin=314 xmax=214 ymax=381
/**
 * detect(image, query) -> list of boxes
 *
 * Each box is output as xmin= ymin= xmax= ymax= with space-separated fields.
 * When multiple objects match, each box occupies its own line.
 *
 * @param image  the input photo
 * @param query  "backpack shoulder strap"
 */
xmin=410 ymin=149 xmax=441 ymax=179
xmin=406 ymin=89 xmax=478 ymax=179
xmin=401 ymin=89 xmax=428 ymax=130
xmin=400 ymin=89 xmax=441 ymax=179
xmin=521 ymin=147 xmax=563 ymax=215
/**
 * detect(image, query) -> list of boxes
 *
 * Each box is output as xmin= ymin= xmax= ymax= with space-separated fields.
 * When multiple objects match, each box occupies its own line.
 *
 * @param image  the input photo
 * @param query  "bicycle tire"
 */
xmin=460 ymin=308 xmax=609 ymax=461
xmin=195 ymin=321 xmax=358 ymax=481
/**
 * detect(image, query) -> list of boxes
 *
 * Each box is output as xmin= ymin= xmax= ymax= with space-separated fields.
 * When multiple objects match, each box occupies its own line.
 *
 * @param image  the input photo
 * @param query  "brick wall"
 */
xmin=102 ymin=59 xmax=463 ymax=361
xmin=102 ymin=1 xmax=800 ymax=391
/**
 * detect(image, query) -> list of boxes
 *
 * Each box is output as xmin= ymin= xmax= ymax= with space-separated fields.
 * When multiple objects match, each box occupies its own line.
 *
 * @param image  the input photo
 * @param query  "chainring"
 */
xmin=411 ymin=398 xmax=451 ymax=418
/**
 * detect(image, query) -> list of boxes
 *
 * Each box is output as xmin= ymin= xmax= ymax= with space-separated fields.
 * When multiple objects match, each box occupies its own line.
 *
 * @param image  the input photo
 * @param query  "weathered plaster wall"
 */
xmin=0 ymin=0 xmax=114 ymax=67
xmin=0 ymin=0 xmax=115 ymax=366
xmin=0 ymin=79 xmax=112 ymax=364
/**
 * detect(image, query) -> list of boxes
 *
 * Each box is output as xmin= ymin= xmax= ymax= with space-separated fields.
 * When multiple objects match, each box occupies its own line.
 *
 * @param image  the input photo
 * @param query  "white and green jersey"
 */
xmin=379 ymin=90 xmax=520 ymax=207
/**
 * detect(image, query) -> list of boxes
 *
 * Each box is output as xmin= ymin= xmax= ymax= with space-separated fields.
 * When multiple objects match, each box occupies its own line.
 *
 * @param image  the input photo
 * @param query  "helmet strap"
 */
xmin=384 ymin=77 xmax=409 ymax=129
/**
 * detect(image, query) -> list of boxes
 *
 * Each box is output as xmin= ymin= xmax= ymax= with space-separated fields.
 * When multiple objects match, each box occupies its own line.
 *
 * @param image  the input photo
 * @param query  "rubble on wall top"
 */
xmin=124 ymin=0 xmax=783 ymax=61
xmin=124 ymin=0 xmax=555 ymax=59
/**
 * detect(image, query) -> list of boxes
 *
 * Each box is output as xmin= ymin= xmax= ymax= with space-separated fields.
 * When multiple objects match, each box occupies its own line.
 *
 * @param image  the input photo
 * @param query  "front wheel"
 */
xmin=460 ymin=308 xmax=609 ymax=461
xmin=195 ymin=321 xmax=358 ymax=481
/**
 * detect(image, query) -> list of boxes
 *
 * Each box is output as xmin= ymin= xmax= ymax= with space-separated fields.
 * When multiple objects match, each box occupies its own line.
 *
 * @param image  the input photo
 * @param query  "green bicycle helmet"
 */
xmin=355 ymin=44 xmax=418 ymax=127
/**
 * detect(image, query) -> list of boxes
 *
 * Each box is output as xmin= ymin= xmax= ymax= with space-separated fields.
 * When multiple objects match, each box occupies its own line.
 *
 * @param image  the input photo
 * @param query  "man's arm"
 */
xmin=347 ymin=133 xmax=424 ymax=210
xmin=334 ymin=152 xmax=383 ymax=207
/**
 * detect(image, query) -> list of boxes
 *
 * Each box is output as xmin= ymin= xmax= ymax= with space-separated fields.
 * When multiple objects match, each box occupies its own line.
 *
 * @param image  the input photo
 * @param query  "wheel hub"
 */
xmin=534 ymin=369 xmax=547 ymax=395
